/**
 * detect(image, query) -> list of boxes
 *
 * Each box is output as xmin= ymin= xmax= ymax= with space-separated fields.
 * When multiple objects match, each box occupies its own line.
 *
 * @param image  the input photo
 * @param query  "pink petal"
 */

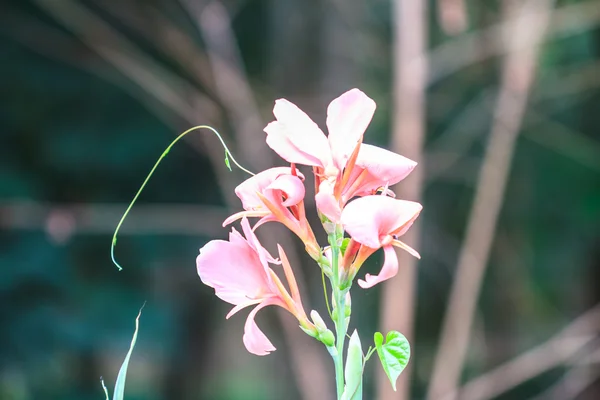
xmin=357 ymin=144 xmax=416 ymax=182
xmin=326 ymin=89 xmax=376 ymax=170
xmin=240 ymin=217 xmax=277 ymax=271
xmin=253 ymin=214 xmax=278 ymax=231
xmin=243 ymin=299 xmax=279 ymax=356
xmin=225 ymin=298 xmax=263 ymax=319
xmin=315 ymin=180 xmax=342 ymax=222
xmin=196 ymin=236 xmax=271 ymax=305
xmin=235 ymin=167 xmax=296 ymax=210
xmin=346 ymin=144 xmax=417 ymax=198
xmin=223 ymin=210 xmax=270 ymax=227
xmin=265 ymin=122 xmax=323 ymax=167
xmin=393 ymin=239 xmax=421 ymax=259
xmin=266 ymin=175 xmax=305 ymax=207
xmin=358 ymin=245 xmax=398 ymax=289
xmin=265 ymin=99 xmax=331 ymax=167
xmin=341 ymin=196 xmax=422 ymax=248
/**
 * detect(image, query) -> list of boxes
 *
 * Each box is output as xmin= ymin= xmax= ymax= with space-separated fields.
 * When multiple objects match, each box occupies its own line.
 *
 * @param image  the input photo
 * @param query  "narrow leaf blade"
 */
xmin=112 ymin=306 xmax=144 ymax=400
xmin=341 ymin=330 xmax=363 ymax=400
xmin=100 ymin=378 xmax=109 ymax=400
xmin=374 ymin=331 xmax=410 ymax=391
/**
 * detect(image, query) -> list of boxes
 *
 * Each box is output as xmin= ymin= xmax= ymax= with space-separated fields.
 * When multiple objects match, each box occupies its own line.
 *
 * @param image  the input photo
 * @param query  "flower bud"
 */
xmin=331 ymin=291 xmax=351 ymax=319
xmin=310 ymin=310 xmax=335 ymax=347
xmin=344 ymin=292 xmax=352 ymax=318
xmin=299 ymin=325 xmax=318 ymax=338
xmin=311 ymin=310 xmax=328 ymax=332
xmin=318 ymin=329 xmax=335 ymax=347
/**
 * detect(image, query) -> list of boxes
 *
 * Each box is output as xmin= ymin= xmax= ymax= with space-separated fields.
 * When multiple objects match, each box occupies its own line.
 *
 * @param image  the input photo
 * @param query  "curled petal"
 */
xmin=253 ymin=214 xmax=278 ymax=231
xmin=393 ymin=239 xmax=421 ymax=259
xmin=358 ymin=245 xmax=398 ymax=289
xmin=341 ymin=196 xmax=422 ymax=248
xmin=226 ymin=298 xmax=263 ymax=319
xmin=266 ymin=175 xmax=305 ymax=207
xmin=235 ymin=167 xmax=297 ymax=210
xmin=265 ymin=99 xmax=331 ymax=167
xmin=243 ymin=299 xmax=280 ymax=356
xmin=327 ymin=89 xmax=376 ymax=170
xmin=223 ymin=210 xmax=270 ymax=227
xmin=315 ymin=180 xmax=342 ymax=222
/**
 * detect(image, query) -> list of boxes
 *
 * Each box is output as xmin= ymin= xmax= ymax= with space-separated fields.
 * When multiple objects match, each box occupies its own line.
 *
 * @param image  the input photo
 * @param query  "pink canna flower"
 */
xmin=340 ymin=196 xmax=422 ymax=289
xmin=264 ymin=88 xmax=417 ymax=223
xmin=197 ymin=217 xmax=315 ymax=355
xmin=264 ymin=89 xmax=374 ymax=222
xmin=223 ymin=167 xmax=320 ymax=259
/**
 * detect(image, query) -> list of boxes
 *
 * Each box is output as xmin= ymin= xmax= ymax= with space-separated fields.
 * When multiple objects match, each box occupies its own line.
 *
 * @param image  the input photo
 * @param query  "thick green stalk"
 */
xmin=329 ymin=230 xmax=348 ymax=399
xmin=334 ymin=288 xmax=347 ymax=398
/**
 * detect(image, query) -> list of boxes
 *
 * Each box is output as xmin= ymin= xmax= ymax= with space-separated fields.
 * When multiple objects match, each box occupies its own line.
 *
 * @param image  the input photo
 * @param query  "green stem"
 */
xmin=334 ymin=288 xmax=347 ymax=398
xmin=329 ymin=230 xmax=348 ymax=399
xmin=110 ymin=125 xmax=253 ymax=271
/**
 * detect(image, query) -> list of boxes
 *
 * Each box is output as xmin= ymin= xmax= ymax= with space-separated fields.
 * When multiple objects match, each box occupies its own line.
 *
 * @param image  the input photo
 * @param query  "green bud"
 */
xmin=345 ymin=292 xmax=352 ymax=318
xmin=323 ymin=221 xmax=336 ymax=234
xmin=318 ymin=329 xmax=335 ymax=347
xmin=310 ymin=310 xmax=335 ymax=347
xmin=310 ymin=310 xmax=328 ymax=332
xmin=299 ymin=325 xmax=318 ymax=338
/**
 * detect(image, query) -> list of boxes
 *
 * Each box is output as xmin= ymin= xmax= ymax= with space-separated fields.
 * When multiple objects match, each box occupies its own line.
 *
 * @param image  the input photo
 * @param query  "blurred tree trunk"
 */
xmin=268 ymin=0 xmax=321 ymax=99
xmin=427 ymin=1 xmax=554 ymax=398
xmin=319 ymin=1 xmax=360 ymax=100
xmin=377 ymin=1 xmax=427 ymax=400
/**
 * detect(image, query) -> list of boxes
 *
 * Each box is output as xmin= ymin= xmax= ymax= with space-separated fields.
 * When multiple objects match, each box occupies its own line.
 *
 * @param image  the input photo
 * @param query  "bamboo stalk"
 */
xmin=426 ymin=1 xmax=555 ymax=398
xmin=377 ymin=1 xmax=428 ymax=399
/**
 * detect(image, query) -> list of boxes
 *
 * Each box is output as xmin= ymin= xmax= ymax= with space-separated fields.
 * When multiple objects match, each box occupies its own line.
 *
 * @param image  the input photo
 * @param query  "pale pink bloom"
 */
xmin=264 ymin=88 xmax=376 ymax=175
xmin=223 ymin=167 xmax=320 ymax=259
xmin=264 ymin=88 xmax=417 ymax=223
xmin=197 ymin=217 xmax=314 ymax=355
xmin=340 ymin=196 xmax=422 ymax=289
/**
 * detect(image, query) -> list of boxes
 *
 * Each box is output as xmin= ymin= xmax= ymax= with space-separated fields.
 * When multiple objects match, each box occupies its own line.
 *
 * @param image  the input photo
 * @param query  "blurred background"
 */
xmin=1 ymin=0 xmax=600 ymax=399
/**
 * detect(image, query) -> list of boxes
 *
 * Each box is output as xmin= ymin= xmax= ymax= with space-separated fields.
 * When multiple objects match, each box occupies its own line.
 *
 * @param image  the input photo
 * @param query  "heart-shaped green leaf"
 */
xmin=374 ymin=331 xmax=410 ymax=391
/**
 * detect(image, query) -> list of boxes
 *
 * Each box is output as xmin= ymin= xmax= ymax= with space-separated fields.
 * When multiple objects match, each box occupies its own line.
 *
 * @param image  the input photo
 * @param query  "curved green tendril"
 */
xmin=111 ymin=125 xmax=254 ymax=271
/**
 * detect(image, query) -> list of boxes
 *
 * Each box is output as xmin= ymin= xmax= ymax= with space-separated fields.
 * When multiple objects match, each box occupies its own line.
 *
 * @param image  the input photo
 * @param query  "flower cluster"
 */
xmin=196 ymin=88 xmax=422 ymax=357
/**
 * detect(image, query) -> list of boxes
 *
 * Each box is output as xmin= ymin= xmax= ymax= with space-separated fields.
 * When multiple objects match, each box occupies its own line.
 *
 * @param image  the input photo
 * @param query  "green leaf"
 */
xmin=224 ymin=151 xmax=232 ymax=171
xmin=341 ymin=330 xmax=363 ymax=400
xmin=103 ymin=305 xmax=144 ymax=400
xmin=374 ymin=331 xmax=410 ymax=391
xmin=340 ymin=238 xmax=351 ymax=256
xmin=101 ymin=378 xmax=109 ymax=400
